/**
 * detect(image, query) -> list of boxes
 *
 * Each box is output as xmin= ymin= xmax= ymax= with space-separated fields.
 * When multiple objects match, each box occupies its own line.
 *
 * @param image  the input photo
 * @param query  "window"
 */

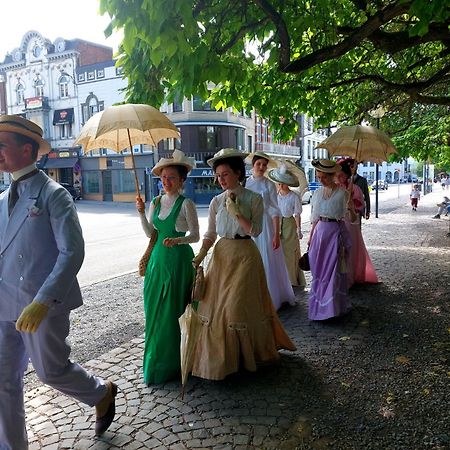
xmin=115 ymin=66 xmax=123 ymax=76
xmin=198 ymin=126 xmax=221 ymax=151
xmin=235 ymin=128 xmax=244 ymax=151
xmin=82 ymin=171 xmax=101 ymax=193
xmin=247 ymin=135 xmax=253 ymax=152
xmin=16 ymin=82 xmax=24 ymax=104
xmin=115 ymin=170 xmax=135 ymax=193
xmin=78 ymin=73 xmax=85 ymax=82
xmin=34 ymin=78 xmax=44 ymax=97
xmin=192 ymin=95 xmax=212 ymax=111
xmin=172 ymin=95 xmax=183 ymax=112
xmin=58 ymin=75 xmax=69 ymax=98
xmin=87 ymin=71 xmax=95 ymax=80
xmin=97 ymin=69 xmax=105 ymax=78
xmin=59 ymin=123 xmax=72 ymax=139
xmin=81 ymin=94 xmax=104 ymax=123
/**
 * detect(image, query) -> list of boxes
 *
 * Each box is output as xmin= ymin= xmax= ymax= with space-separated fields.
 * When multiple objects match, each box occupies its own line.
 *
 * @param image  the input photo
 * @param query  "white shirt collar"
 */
xmin=12 ymin=163 xmax=37 ymax=181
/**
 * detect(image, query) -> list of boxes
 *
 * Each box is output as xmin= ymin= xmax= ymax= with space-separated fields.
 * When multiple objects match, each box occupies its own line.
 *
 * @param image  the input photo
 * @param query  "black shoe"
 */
xmin=432 ymin=214 xmax=440 ymax=219
xmin=95 ymin=382 xmax=118 ymax=436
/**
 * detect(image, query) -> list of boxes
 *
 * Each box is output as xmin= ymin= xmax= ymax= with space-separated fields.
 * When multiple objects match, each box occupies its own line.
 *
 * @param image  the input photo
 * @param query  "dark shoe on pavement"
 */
xmin=432 ymin=214 xmax=441 ymax=219
xmin=95 ymin=381 xmax=118 ymax=436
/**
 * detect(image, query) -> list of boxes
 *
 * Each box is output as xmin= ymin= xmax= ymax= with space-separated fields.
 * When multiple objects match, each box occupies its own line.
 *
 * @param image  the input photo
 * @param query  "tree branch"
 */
xmin=282 ymin=1 xmax=411 ymax=73
xmin=252 ymin=0 xmax=291 ymax=68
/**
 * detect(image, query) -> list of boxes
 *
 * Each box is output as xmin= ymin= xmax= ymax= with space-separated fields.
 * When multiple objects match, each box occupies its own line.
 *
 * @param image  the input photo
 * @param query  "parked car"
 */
xmin=301 ymin=189 xmax=312 ymax=204
xmin=60 ymin=183 xmax=81 ymax=200
xmin=371 ymin=180 xmax=388 ymax=190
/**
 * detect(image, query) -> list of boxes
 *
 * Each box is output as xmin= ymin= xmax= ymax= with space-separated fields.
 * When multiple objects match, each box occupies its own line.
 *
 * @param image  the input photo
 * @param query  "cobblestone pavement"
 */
xmin=26 ymin=189 xmax=449 ymax=450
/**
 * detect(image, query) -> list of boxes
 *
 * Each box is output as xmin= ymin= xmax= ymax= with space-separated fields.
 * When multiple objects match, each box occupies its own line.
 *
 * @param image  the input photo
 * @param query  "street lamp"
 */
xmin=369 ymin=106 xmax=386 ymax=218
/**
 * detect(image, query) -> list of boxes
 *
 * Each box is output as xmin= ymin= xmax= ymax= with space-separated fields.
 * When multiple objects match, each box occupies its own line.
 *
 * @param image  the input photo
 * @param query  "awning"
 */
xmin=44 ymin=157 xmax=79 ymax=169
xmin=53 ymin=108 xmax=74 ymax=125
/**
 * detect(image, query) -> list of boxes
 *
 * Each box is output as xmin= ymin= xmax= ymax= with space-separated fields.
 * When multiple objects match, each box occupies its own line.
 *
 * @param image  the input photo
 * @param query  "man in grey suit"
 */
xmin=0 ymin=115 xmax=117 ymax=449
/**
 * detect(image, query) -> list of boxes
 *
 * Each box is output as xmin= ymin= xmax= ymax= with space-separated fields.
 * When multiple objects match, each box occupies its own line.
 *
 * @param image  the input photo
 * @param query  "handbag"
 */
xmin=299 ymin=251 xmax=310 ymax=271
xmin=191 ymin=265 xmax=206 ymax=301
xmin=138 ymin=196 xmax=161 ymax=276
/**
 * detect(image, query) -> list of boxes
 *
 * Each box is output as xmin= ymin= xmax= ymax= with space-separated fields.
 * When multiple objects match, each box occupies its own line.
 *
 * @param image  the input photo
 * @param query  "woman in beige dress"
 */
xmin=268 ymin=166 xmax=306 ymax=288
xmin=191 ymin=148 xmax=296 ymax=381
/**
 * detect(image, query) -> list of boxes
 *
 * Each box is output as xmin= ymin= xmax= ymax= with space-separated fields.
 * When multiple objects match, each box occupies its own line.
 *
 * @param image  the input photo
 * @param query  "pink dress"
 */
xmin=345 ymin=184 xmax=378 ymax=286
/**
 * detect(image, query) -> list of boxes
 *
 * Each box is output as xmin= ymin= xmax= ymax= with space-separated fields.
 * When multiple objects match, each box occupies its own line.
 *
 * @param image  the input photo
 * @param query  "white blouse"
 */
xmin=203 ymin=184 xmax=263 ymax=243
xmin=139 ymin=193 xmax=200 ymax=244
xmin=310 ymin=187 xmax=348 ymax=224
xmin=277 ymin=191 xmax=303 ymax=217
xmin=246 ymin=175 xmax=281 ymax=218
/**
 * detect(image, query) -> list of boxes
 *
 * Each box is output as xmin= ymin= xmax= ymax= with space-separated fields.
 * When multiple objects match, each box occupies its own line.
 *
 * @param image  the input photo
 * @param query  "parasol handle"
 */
xmin=127 ymin=128 xmax=141 ymax=199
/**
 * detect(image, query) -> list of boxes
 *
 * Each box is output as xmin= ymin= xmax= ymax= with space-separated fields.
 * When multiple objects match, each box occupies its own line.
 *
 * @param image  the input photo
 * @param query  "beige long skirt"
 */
xmin=192 ymin=238 xmax=296 ymax=381
xmin=281 ymin=217 xmax=306 ymax=287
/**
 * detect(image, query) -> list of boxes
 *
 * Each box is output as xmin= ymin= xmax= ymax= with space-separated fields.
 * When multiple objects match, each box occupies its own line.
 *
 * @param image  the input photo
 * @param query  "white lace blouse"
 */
xmin=139 ymin=193 xmax=200 ymax=244
xmin=277 ymin=190 xmax=303 ymax=217
xmin=203 ymin=184 xmax=263 ymax=243
xmin=310 ymin=187 xmax=348 ymax=224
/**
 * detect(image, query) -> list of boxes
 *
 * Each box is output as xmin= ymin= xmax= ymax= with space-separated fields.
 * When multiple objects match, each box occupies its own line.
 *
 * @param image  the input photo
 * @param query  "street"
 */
xmin=76 ymin=183 xmax=415 ymax=286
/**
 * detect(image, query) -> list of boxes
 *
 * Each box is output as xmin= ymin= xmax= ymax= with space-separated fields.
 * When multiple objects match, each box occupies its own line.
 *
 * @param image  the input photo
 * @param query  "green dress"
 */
xmin=143 ymin=195 xmax=194 ymax=384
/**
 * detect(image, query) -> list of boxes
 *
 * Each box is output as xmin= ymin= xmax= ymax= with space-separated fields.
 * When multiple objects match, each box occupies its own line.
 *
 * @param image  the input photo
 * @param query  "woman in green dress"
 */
xmin=136 ymin=150 xmax=199 ymax=384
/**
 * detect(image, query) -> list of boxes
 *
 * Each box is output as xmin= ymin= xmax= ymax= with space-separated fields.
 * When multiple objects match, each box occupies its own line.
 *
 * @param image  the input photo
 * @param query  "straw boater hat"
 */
xmin=267 ymin=164 xmax=300 ymax=187
xmin=311 ymin=159 xmax=341 ymax=174
xmin=207 ymin=148 xmax=248 ymax=167
xmin=245 ymin=151 xmax=277 ymax=169
xmin=152 ymin=149 xmax=195 ymax=176
xmin=0 ymin=114 xmax=51 ymax=155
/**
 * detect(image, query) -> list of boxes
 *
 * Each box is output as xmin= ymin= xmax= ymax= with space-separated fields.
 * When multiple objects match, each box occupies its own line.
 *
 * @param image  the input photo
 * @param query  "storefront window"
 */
xmin=115 ymin=170 xmax=135 ymax=193
xmin=193 ymin=177 xmax=222 ymax=195
xmin=198 ymin=126 xmax=221 ymax=151
xmin=82 ymin=171 xmax=101 ymax=193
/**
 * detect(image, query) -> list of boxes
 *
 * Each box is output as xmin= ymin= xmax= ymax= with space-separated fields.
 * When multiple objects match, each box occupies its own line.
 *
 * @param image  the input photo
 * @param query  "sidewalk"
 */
xmin=26 ymin=190 xmax=450 ymax=450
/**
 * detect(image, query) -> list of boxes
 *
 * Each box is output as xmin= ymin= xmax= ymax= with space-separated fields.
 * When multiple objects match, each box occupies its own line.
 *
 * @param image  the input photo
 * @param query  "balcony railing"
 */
xmin=255 ymin=142 xmax=301 ymax=157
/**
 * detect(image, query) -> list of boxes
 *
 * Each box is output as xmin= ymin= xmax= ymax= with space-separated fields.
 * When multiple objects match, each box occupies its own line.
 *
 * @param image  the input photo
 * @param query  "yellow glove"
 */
xmin=225 ymin=196 xmax=241 ymax=217
xmin=16 ymin=301 xmax=49 ymax=333
xmin=193 ymin=247 xmax=208 ymax=267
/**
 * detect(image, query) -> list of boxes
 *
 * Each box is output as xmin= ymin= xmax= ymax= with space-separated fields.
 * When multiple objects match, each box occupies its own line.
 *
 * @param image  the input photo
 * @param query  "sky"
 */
xmin=1 ymin=0 xmax=123 ymax=61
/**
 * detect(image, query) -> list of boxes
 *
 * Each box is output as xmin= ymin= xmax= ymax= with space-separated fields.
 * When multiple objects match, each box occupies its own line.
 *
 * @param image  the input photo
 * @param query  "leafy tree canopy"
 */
xmin=100 ymin=0 xmax=449 ymax=163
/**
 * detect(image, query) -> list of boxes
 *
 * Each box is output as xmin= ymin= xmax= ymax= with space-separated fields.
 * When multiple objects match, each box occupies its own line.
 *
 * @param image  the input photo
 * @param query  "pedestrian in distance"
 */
xmin=410 ymin=184 xmax=421 ymax=211
xmin=307 ymin=159 xmax=353 ymax=321
xmin=136 ymin=150 xmax=199 ymax=384
xmin=246 ymin=152 xmax=296 ymax=310
xmin=191 ymin=148 xmax=296 ymax=380
xmin=268 ymin=165 xmax=307 ymax=289
xmin=0 ymin=115 xmax=117 ymax=449
xmin=432 ymin=196 xmax=450 ymax=219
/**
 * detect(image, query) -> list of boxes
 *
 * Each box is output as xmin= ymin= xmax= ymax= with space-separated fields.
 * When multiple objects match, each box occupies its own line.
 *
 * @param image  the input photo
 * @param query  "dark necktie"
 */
xmin=8 ymin=169 xmax=39 ymax=216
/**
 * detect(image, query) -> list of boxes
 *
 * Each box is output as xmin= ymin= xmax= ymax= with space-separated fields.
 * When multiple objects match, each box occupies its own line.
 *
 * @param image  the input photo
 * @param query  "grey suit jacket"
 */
xmin=0 ymin=171 xmax=84 ymax=320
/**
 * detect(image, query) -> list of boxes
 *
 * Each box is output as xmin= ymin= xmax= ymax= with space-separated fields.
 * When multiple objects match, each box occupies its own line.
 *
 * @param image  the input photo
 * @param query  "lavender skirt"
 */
xmin=308 ymin=221 xmax=352 ymax=320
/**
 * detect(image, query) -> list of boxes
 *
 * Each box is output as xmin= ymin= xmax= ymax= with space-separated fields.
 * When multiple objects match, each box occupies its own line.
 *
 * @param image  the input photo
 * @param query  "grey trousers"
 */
xmin=0 ymin=313 xmax=107 ymax=450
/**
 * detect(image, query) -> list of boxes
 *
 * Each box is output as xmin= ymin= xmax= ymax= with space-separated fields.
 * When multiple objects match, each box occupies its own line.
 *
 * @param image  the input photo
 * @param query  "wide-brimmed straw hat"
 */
xmin=207 ymin=148 xmax=248 ymax=167
xmin=244 ymin=151 xmax=277 ymax=169
xmin=152 ymin=149 xmax=195 ymax=176
xmin=0 ymin=114 xmax=51 ymax=155
xmin=267 ymin=165 xmax=299 ymax=187
xmin=311 ymin=159 xmax=341 ymax=174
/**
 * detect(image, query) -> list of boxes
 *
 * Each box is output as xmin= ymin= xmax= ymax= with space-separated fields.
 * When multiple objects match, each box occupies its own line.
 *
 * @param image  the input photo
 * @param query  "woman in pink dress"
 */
xmin=336 ymin=158 xmax=378 ymax=286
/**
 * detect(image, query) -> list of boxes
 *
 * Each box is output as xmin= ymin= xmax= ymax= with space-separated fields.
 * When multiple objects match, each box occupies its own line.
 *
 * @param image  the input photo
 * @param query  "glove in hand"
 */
xmin=225 ymin=196 xmax=241 ymax=217
xmin=16 ymin=300 xmax=50 ymax=333
xmin=193 ymin=247 xmax=208 ymax=267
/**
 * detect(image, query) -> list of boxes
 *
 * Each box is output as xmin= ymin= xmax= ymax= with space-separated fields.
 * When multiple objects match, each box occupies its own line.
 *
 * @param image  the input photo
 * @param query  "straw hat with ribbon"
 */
xmin=245 ymin=151 xmax=277 ymax=169
xmin=0 ymin=114 xmax=51 ymax=155
xmin=311 ymin=159 xmax=341 ymax=174
xmin=267 ymin=164 xmax=300 ymax=187
xmin=152 ymin=149 xmax=195 ymax=176
xmin=207 ymin=148 xmax=248 ymax=167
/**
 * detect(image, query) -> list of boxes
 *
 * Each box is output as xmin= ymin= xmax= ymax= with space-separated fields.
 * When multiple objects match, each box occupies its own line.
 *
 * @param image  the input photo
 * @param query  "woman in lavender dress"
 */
xmin=307 ymin=160 xmax=355 ymax=321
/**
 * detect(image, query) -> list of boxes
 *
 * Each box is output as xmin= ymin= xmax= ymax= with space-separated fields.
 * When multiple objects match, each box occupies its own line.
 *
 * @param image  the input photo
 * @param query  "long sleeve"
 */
xmin=175 ymin=198 xmax=200 ymax=244
xmin=266 ymin=179 xmax=282 ymax=218
xmin=139 ymin=200 xmax=156 ymax=238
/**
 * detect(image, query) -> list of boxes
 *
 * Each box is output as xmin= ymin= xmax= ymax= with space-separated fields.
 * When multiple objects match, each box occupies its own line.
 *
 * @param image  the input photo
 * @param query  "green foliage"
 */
xmin=100 ymin=0 xmax=450 ymax=163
